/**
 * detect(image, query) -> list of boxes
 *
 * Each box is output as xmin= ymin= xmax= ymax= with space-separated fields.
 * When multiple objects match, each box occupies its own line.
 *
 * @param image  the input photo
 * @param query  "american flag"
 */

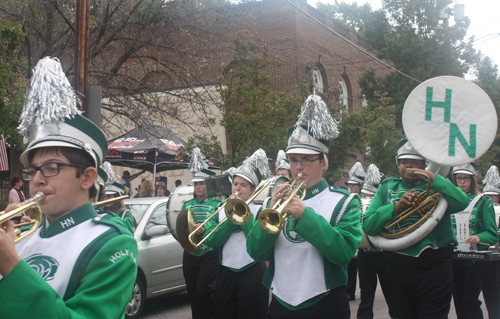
xmin=0 ymin=136 xmax=9 ymax=171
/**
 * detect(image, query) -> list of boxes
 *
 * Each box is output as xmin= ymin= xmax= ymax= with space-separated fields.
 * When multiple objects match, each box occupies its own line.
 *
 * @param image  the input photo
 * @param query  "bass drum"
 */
xmin=358 ymin=197 xmax=375 ymax=250
xmin=252 ymin=176 xmax=289 ymax=205
xmin=167 ymin=185 xmax=194 ymax=240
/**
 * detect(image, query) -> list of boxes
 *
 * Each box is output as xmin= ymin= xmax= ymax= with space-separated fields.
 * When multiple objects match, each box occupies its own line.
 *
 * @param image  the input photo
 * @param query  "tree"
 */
xmin=0 ymin=0 xmax=224 ymax=141
xmin=180 ymin=31 xmax=306 ymax=169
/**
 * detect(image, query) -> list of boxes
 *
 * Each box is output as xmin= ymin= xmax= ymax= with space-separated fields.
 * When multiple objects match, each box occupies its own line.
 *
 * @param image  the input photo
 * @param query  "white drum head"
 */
xmin=403 ymin=76 xmax=497 ymax=166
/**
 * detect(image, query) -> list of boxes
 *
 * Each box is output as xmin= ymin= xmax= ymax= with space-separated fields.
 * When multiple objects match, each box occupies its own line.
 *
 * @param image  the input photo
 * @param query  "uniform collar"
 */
xmin=303 ymin=179 xmax=329 ymax=200
xmin=40 ymin=202 xmax=98 ymax=238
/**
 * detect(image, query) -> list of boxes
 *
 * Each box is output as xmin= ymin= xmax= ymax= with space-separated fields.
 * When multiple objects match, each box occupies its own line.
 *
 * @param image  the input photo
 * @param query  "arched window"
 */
xmin=312 ymin=70 xmax=324 ymax=95
xmin=339 ymin=78 xmax=348 ymax=112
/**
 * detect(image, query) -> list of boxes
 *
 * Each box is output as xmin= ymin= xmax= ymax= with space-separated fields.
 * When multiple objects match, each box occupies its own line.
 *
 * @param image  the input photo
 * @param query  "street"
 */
xmin=140 ymin=284 xmax=489 ymax=318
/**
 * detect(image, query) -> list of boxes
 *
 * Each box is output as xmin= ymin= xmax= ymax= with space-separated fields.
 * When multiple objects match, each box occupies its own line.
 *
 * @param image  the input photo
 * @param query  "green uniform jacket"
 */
xmin=451 ymin=193 xmax=499 ymax=250
xmin=0 ymin=203 xmax=138 ymax=319
xmin=246 ymin=179 xmax=362 ymax=310
xmin=363 ymin=174 xmax=469 ymax=256
xmin=181 ymin=196 xmax=221 ymax=256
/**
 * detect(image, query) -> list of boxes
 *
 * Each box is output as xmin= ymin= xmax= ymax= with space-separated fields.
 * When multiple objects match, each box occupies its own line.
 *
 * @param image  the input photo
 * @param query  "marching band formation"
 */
xmin=1 ymin=57 xmax=500 ymax=319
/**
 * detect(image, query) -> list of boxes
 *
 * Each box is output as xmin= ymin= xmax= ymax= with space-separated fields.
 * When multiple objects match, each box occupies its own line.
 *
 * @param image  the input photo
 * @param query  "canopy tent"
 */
xmin=105 ymin=126 xmax=189 ymax=175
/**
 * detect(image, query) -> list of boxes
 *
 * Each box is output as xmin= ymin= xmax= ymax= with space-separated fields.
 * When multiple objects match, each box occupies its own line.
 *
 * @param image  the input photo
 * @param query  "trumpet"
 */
xmin=176 ymin=178 xmax=274 ymax=253
xmin=94 ymin=195 xmax=129 ymax=207
xmin=1 ymin=192 xmax=45 ymax=243
xmin=258 ymin=173 xmax=307 ymax=234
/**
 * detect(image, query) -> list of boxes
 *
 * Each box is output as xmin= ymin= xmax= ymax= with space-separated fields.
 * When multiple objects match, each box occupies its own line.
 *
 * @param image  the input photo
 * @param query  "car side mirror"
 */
xmin=145 ymin=225 xmax=169 ymax=238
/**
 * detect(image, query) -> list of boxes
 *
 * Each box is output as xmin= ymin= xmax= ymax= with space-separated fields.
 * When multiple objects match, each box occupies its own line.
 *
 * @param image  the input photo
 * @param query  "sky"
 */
xmin=308 ymin=0 xmax=500 ymax=69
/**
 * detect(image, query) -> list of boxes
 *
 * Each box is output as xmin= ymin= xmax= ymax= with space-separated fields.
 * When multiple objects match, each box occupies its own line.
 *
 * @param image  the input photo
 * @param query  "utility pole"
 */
xmin=75 ymin=0 xmax=90 ymax=115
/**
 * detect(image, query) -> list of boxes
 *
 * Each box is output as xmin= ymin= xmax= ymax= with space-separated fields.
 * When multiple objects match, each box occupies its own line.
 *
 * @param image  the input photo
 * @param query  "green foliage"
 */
xmin=0 ymin=19 xmax=26 ymax=150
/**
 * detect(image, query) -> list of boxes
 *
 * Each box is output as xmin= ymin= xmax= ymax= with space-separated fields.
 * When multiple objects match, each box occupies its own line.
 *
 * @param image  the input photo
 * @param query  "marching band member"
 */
xmin=357 ymin=164 xmax=398 ymax=319
xmin=97 ymin=162 xmax=136 ymax=233
xmin=0 ymin=57 xmax=137 ymax=319
xmin=362 ymin=139 xmax=469 ymax=319
xmin=275 ymin=150 xmax=292 ymax=179
xmin=481 ymin=165 xmax=500 ymax=319
xmin=346 ymin=161 xmax=365 ymax=301
xmin=181 ymin=148 xmax=221 ymax=319
xmin=247 ymin=95 xmax=362 ymax=318
xmin=450 ymin=163 xmax=499 ymax=319
xmin=203 ymin=149 xmax=271 ymax=319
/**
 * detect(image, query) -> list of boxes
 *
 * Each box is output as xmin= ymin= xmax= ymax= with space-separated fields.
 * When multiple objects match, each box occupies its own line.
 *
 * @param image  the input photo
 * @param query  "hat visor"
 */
xmin=453 ymin=169 xmax=475 ymax=176
xmin=20 ymin=140 xmax=85 ymax=166
xmin=483 ymin=190 xmax=500 ymax=196
xmin=397 ymin=154 xmax=425 ymax=161
xmin=286 ymin=147 xmax=322 ymax=155
xmin=191 ymin=177 xmax=206 ymax=182
xmin=361 ymin=189 xmax=376 ymax=195
xmin=104 ymin=190 xmax=119 ymax=195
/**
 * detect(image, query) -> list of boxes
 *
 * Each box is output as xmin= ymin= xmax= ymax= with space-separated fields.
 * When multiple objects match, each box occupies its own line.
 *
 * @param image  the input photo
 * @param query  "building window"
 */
xmin=312 ymin=70 xmax=324 ymax=95
xmin=339 ymin=78 xmax=348 ymax=113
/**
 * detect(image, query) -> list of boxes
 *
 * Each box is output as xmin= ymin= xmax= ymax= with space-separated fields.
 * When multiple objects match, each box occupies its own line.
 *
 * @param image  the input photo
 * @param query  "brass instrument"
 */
xmin=94 ymin=195 xmax=129 ymax=207
xmin=176 ymin=178 xmax=274 ymax=253
xmin=258 ymin=173 xmax=307 ymax=234
xmin=379 ymin=172 xmax=442 ymax=239
xmin=1 ymin=192 xmax=44 ymax=243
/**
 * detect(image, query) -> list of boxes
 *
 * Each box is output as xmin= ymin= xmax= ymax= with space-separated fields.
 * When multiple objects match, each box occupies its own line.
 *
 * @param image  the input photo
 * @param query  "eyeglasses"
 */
xmin=289 ymin=157 xmax=322 ymax=167
xmin=20 ymin=163 xmax=86 ymax=181
xmin=456 ymin=176 xmax=472 ymax=182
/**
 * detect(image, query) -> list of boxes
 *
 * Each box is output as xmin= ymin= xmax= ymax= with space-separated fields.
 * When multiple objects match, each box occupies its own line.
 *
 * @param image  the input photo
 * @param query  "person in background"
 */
xmin=120 ymin=169 xmax=145 ymax=197
xmin=451 ymin=163 xmax=499 ymax=319
xmin=481 ymin=165 xmax=500 ymax=319
xmin=357 ymin=164 xmax=398 ymax=319
xmin=139 ymin=180 xmax=154 ymax=198
xmin=275 ymin=150 xmax=292 ymax=179
xmin=181 ymin=148 xmax=221 ymax=319
xmin=156 ymin=182 xmax=167 ymax=197
xmin=9 ymin=175 xmax=25 ymax=205
xmin=346 ymin=161 xmax=365 ymax=302
xmin=175 ymin=179 xmax=182 ymax=188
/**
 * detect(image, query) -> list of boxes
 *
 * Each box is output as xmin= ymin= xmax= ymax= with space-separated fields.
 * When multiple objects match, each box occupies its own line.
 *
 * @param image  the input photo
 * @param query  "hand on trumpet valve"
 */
xmin=283 ymin=195 xmax=306 ymax=221
xmin=193 ymin=224 xmax=206 ymax=235
xmin=270 ymin=182 xmax=290 ymax=208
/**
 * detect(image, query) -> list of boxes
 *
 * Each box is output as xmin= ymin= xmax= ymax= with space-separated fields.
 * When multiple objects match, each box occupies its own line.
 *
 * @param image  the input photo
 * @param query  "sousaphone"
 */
xmin=368 ymin=76 xmax=498 ymax=251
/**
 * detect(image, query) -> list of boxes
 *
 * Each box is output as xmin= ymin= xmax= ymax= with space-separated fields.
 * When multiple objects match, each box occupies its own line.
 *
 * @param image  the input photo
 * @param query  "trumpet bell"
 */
xmin=1 ymin=192 xmax=45 ymax=243
xmin=258 ymin=208 xmax=287 ymax=235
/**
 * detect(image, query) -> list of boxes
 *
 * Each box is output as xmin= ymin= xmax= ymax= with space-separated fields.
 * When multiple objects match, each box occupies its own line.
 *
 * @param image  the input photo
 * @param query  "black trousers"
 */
xmin=357 ymin=250 xmax=399 ymax=319
xmin=384 ymin=246 xmax=454 ymax=319
xmin=346 ymin=256 xmax=358 ymax=298
xmin=215 ymin=262 xmax=268 ymax=319
xmin=267 ymin=285 xmax=350 ymax=319
xmin=482 ymin=260 xmax=500 ymax=319
xmin=183 ymin=249 xmax=220 ymax=319
xmin=452 ymin=258 xmax=486 ymax=319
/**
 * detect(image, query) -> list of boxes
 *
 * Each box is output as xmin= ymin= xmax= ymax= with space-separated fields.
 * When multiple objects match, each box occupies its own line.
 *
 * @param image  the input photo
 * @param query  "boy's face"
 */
xmin=29 ymin=149 xmax=96 ymax=222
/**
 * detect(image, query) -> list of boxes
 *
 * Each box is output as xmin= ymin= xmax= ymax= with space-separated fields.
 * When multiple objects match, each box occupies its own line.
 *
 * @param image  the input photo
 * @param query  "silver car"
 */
xmin=124 ymin=188 xmax=192 ymax=319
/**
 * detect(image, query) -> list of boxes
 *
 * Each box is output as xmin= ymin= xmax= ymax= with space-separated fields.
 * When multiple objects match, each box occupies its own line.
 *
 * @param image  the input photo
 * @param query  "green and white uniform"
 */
xmin=363 ymin=174 xmax=470 ymax=256
xmin=247 ymin=179 xmax=362 ymax=310
xmin=451 ymin=193 xmax=499 ymax=251
xmin=181 ymin=197 xmax=221 ymax=255
xmin=205 ymin=202 xmax=261 ymax=270
xmin=0 ymin=203 xmax=138 ymax=319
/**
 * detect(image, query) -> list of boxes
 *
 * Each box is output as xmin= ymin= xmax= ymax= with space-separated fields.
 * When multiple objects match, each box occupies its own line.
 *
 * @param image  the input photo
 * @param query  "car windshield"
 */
xmin=126 ymin=204 xmax=151 ymax=224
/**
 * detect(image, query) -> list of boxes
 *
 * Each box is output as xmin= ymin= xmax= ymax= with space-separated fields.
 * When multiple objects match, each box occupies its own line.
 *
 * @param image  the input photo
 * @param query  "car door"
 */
xmin=145 ymin=202 xmax=185 ymax=294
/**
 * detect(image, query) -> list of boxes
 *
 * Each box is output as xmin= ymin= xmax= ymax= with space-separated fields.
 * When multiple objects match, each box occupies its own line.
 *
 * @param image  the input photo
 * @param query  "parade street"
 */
xmin=140 ymin=284 xmax=490 ymax=319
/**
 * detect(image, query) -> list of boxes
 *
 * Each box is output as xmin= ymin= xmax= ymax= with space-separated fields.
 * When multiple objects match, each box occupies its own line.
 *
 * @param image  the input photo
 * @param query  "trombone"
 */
xmin=176 ymin=178 xmax=274 ymax=253
xmin=94 ymin=195 xmax=129 ymax=207
xmin=258 ymin=173 xmax=307 ymax=234
xmin=1 ymin=192 xmax=45 ymax=243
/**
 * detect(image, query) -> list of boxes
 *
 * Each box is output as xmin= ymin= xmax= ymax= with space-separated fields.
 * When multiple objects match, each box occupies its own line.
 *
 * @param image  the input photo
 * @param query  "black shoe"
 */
xmin=347 ymin=294 xmax=355 ymax=301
